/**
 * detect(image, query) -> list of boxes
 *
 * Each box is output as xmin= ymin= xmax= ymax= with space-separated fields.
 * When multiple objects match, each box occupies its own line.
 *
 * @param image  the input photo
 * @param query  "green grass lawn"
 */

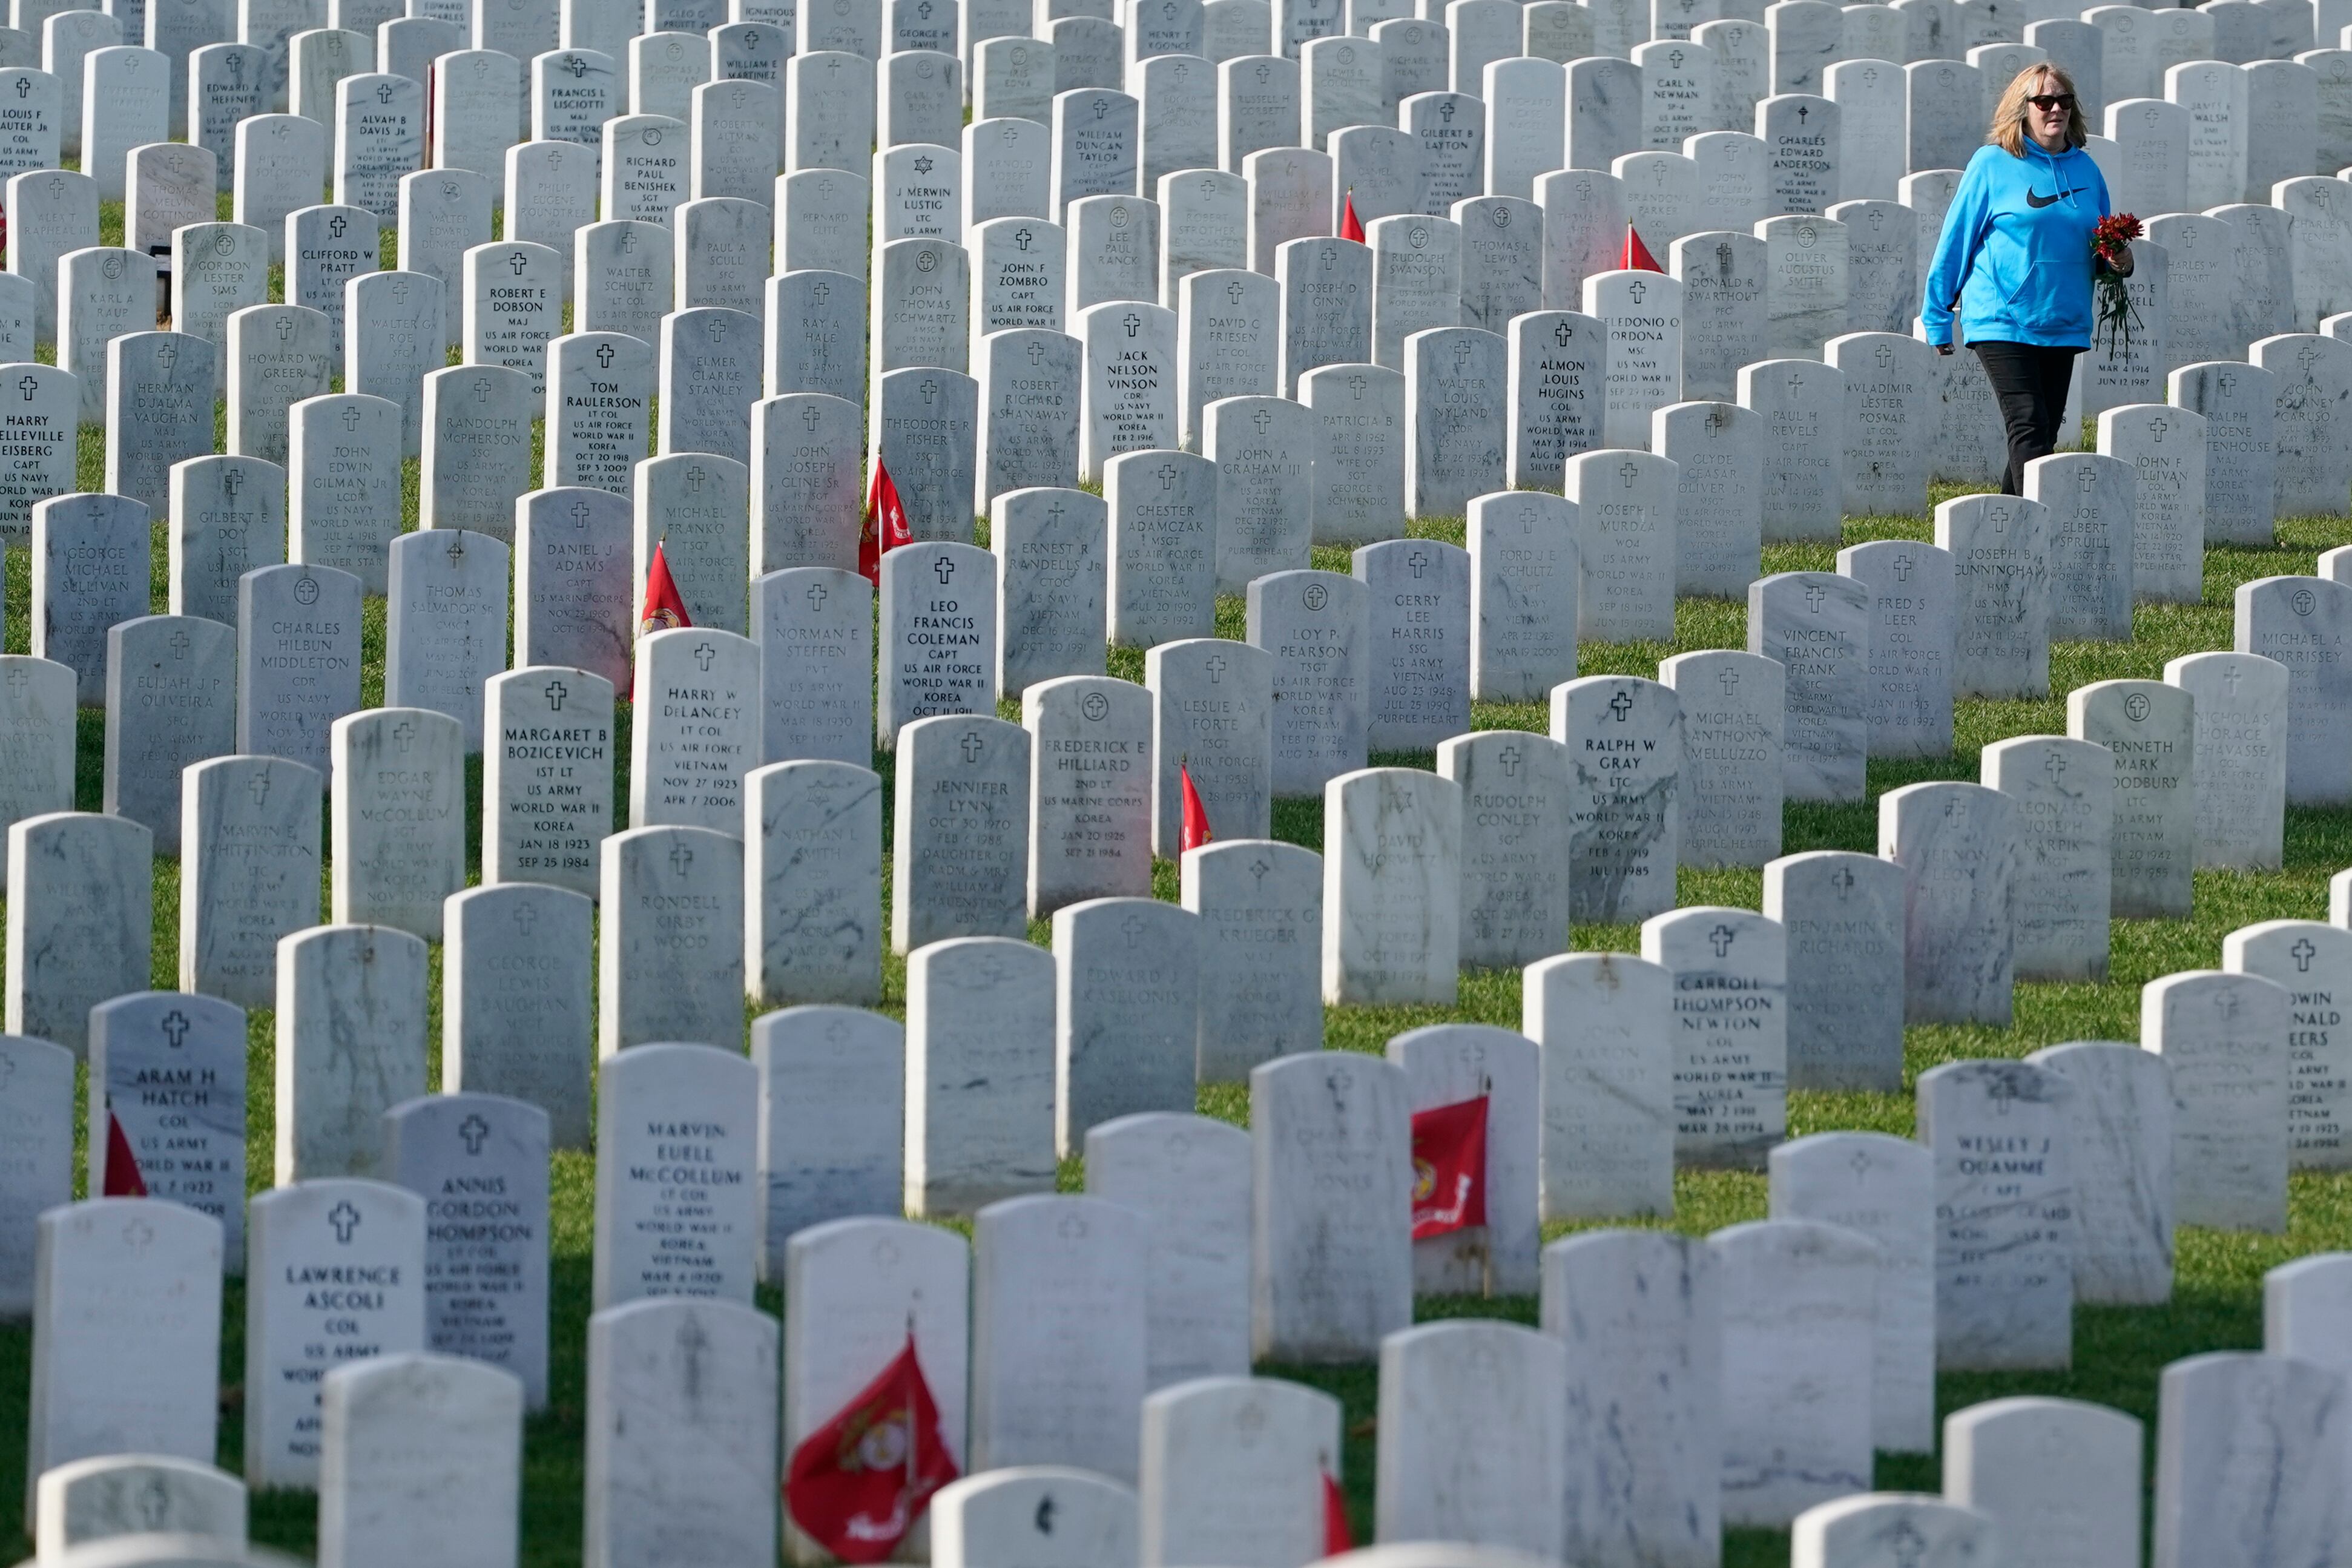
xmin=2 ymin=192 xmax=2350 ymax=1566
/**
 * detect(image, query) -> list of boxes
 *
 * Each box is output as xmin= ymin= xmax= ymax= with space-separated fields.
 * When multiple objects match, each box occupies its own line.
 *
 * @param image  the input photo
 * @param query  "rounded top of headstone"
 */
xmin=1788 ymin=1494 xmax=1997 ymax=1564
xmin=1942 ymin=1392 xmax=2143 ymax=1449
xmin=1707 ymin=1215 xmax=1883 ymax=1267
xmin=1314 ymin=1543 xmax=1564 ymax=1568
xmin=29 ymin=1535 xmax=302 ymax=1568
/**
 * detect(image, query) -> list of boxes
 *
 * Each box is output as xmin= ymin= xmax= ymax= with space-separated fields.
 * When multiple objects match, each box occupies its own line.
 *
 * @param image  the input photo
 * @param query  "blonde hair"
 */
xmin=1989 ymin=63 xmax=2088 ymax=155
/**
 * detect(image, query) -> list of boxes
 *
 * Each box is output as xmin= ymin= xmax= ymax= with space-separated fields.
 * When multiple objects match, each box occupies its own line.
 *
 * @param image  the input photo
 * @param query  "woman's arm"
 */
xmin=1919 ymin=156 xmax=1992 ymax=351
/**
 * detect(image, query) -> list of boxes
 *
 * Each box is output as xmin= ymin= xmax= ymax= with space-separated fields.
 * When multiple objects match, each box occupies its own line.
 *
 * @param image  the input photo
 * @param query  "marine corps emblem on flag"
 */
xmin=1409 ymin=1095 xmax=1489 ymax=1239
xmin=785 ymin=1332 xmax=960 ymax=1563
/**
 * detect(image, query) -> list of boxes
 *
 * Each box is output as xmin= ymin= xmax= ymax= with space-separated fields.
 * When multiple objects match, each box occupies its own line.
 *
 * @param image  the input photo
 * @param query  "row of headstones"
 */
xmin=13 ymin=310 xmax=2334 ymax=702
xmin=21 ymin=1351 xmax=2352 ymax=1568
xmin=12 ymin=541 xmax=2349 ymax=992
xmin=9 ymin=232 xmax=2347 ymax=600
xmin=27 ymin=1172 xmax=2352 ymax=1563
xmin=27 ymin=0 xmax=2348 ymax=227
xmin=13 ymin=801 xmax=2348 ymax=1319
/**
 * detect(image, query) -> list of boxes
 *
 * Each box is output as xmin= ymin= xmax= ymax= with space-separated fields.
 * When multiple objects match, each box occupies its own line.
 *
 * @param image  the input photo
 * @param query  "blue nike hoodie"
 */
xmin=1920 ymin=139 xmax=2112 ymax=350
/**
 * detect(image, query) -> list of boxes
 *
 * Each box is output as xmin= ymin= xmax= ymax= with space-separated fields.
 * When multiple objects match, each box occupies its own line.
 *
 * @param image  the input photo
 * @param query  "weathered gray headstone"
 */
xmin=100 ymin=616 xmax=236 ymax=852
xmin=1466 ymin=491 xmax=1578 ymax=703
xmin=1917 ymin=1058 xmax=2074 ymax=1368
xmin=596 ymin=826 xmax=747 ymax=1056
xmin=1354 ymin=538 xmax=1469 ymax=751
xmin=328 ymin=708 xmax=465 ymax=941
xmin=2165 ymin=650 xmax=2286 ymax=872
xmin=31 ymin=492 xmax=150 ymax=706
xmin=1981 ymin=734 xmax=2112 ymax=984
xmin=288 ymin=392 xmax=404 ymax=593
xmin=103 ymin=332 xmax=214 ymax=515
xmin=1435 ymin=731 xmax=1570 ymax=969
xmin=582 ymin=1297 xmax=778 ymax=1568
xmin=627 ymin=627 xmax=759 ymax=832
xmin=1709 ymin=1217 xmax=1876 ymax=1527
xmin=480 ymin=665 xmax=612 ymax=900
xmin=1749 ymin=570 xmax=1868 ymax=803
xmin=0 ymin=1033 xmax=74 ymax=1316
xmin=1564 ymin=449 xmax=1677 ymax=642
xmin=236 ymin=563 xmax=363 ymax=779
xmin=28 ymin=1197 xmax=225 ymax=1497
xmin=893 ymin=715 xmax=1031 ymax=950
xmin=1880 ymin=780 xmax=2020 ymax=1026
xmin=1247 ymin=567 xmax=1369 ymax=794
xmin=2068 ymin=678 xmax=2194 ymax=919
xmin=1655 ymin=398 xmax=1763 ymax=598
xmin=1552 ymin=675 xmax=1683 ymax=925
xmin=1250 ymin=1050 xmax=1411 ymax=1361
xmin=1838 ymin=538 xmax=1956 ymax=759
xmin=1322 ymin=766 xmax=1461 ymax=1006
xmin=591 ymin=1041 xmax=758 ymax=1311
xmin=274 ymin=925 xmax=429 ymax=1182
xmin=632 ymin=453 xmax=750 ymax=635
xmin=179 ymin=756 xmax=321 ymax=1007
xmin=85 ymin=993 xmax=246 ymax=1266
xmin=442 ymin=882 xmax=595 ymax=1153
xmin=904 ymin=936 xmax=1058 ymax=1214
xmin=1023 ymin=676 xmax=1153 ymax=916
xmin=513 ymin=488 xmax=632 ymax=693
xmin=1762 ymin=852 xmax=1906 ymax=1092
xmin=379 ymin=1094 xmax=550 ymax=1406
xmin=746 ymin=1007 xmax=902 ymax=1274
xmin=167 ymin=456 xmax=286 ymax=632
xmin=1659 ymin=648 xmax=1784 ymax=870
xmin=2144 ymin=969 xmax=2290 ymax=1233
xmin=2236 ymin=575 xmax=2352 ymax=805
xmin=1935 ymin=492 xmax=2051 ymax=700
xmin=1299 ymin=361 xmax=1405 ymax=544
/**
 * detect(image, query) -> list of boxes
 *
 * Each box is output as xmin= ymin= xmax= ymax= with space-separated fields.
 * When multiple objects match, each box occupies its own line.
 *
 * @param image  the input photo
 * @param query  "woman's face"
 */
xmin=2025 ymin=74 xmax=2072 ymax=149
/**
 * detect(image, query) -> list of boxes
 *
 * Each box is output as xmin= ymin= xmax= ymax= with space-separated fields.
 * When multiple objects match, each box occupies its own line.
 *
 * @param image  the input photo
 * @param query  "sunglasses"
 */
xmin=2026 ymin=93 xmax=2075 ymax=110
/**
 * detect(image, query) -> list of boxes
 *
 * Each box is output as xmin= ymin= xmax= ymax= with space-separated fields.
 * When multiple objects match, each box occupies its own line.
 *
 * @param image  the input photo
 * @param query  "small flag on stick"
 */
xmin=1409 ymin=1095 xmax=1489 ymax=1239
xmin=639 ymin=538 xmax=691 ymax=634
xmin=101 ymin=1112 xmax=147 ymax=1197
xmin=858 ymin=459 xmax=911 ymax=584
xmin=1620 ymin=223 xmax=1662 ymax=272
xmin=1322 ymin=1468 xmax=1354 ymax=1555
xmin=785 ymin=1332 xmax=960 ymax=1564
xmin=1339 ymin=189 xmax=1364 ymax=242
xmin=1179 ymin=760 xmax=1213 ymax=853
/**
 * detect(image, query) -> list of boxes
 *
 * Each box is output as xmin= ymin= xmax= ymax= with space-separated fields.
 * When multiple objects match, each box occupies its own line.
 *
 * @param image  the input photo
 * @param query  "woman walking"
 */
xmin=1920 ymin=64 xmax=2128 ymax=495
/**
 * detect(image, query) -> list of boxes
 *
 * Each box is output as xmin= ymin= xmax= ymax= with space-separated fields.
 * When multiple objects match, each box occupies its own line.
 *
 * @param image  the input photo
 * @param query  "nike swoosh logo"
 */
xmin=2024 ymin=187 xmax=2084 ymax=208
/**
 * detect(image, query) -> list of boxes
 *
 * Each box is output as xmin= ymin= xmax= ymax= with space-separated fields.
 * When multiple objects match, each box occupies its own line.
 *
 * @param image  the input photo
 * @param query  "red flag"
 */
xmin=1620 ymin=223 xmax=1662 ymax=272
xmin=101 ymin=1112 xmax=147 ymax=1197
xmin=857 ymin=459 xmax=912 ymax=584
xmin=1339 ymin=189 xmax=1364 ymax=243
xmin=639 ymin=538 xmax=691 ymax=634
xmin=785 ymin=1334 xmax=960 ymax=1564
xmin=1322 ymin=1469 xmax=1353 ymax=1555
xmin=1179 ymin=760 xmax=1213 ymax=852
xmin=1409 ymin=1095 xmax=1488 ymax=1239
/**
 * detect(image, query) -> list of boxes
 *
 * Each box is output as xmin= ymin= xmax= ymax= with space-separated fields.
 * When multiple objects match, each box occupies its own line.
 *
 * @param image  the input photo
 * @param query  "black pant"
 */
xmin=1971 ymin=341 xmax=2081 ymax=496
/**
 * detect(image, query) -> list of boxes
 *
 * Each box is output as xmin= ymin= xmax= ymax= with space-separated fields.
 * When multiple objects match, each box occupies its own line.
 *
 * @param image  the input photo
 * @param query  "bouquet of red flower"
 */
xmin=2092 ymin=212 xmax=2143 ymax=358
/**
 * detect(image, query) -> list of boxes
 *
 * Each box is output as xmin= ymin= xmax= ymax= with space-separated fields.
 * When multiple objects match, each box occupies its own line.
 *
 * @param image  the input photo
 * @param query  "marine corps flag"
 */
xmin=858 ymin=458 xmax=912 ymax=584
xmin=785 ymin=1332 xmax=960 ymax=1564
xmin=1620 ymin=223 xmax=1662 ymax=272
xmin=1322 ymin=1468 xmax=1353 ymax=1555
xmin=100 ymin=1112 xmax=147 ymax=1196
xmin=639 ymin=538 xmax=691 ymax=634
xmin=1409 ymin=1095 xmax=1489 ymax=1239
xmin=1179 ymin=760 xmax=1213 ymax=853
xmin=1339 ymin=189 xmax=1364 ymax=242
